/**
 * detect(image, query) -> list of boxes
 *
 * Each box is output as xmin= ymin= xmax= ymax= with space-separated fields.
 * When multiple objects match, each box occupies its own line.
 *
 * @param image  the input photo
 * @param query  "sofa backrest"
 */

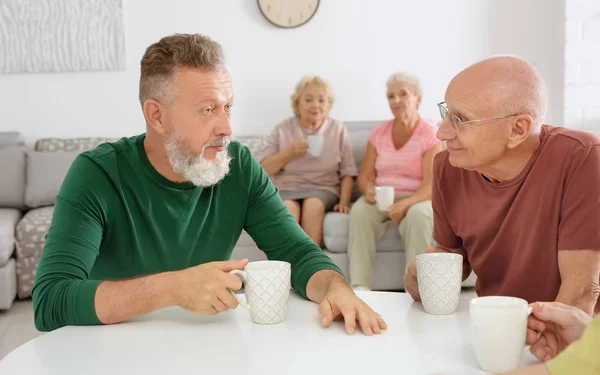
xmin=24 ymin=137 xmax=118 ymax=209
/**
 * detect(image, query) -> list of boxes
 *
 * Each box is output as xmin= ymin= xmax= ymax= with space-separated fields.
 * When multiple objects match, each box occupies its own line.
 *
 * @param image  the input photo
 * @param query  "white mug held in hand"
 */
xmin=375 ymin=186 xmax=394 ymax=210
xmin=229 ymin=261 xmax=291 ymax=324
xmin=416 ymin=253 xmax=463 ymax=315
xmin=306 ymin=135 xmax=324 ymax=157
xmin=470 ymin=296 xmax=533 ymax=373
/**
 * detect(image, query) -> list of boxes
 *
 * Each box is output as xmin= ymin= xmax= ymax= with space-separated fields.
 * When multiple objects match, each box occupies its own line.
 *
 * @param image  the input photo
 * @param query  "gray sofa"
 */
xmin=0 ymin=121 xmax=474 ymax=309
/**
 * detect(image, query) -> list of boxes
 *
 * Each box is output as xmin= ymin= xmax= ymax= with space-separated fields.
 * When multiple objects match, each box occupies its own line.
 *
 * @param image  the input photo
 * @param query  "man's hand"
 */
xmin=333 ymin=202 xmax=351 ymax=214
xmin=364 ymin=185 xmax=376 ymax=205
xmin=318 ymin=280 xmax=387 ymax=336
xmin=287 ymin=139 xmax=308 ymax=158
xmin=387 ymin=199 xmax=410 ymax=222
xmin=173 ymin=259 xmax=248 ymax=315
xmin=526 ymin=302 xmax=592 ymax=361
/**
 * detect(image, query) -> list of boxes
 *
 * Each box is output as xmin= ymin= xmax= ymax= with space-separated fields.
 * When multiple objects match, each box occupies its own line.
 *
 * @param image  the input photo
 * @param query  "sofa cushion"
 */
xmin=25 ymin=150 xmax=80 ymax=208
xmin=35 ymin=137 xmax=118 ymax=152
xmin=0 ymin=209 xmax=21 ymax=265
xmin=16 ymin=206 xmax=54 ymax=258
xmin=323 ymin=212 xmax=405 ymax=253
xmin=0 ymin=146 xmax=26 ymax=209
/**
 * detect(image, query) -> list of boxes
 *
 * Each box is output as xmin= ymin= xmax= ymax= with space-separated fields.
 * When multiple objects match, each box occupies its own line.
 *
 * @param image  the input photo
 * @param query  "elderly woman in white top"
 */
xmin=259 ymin=76 xmax=358 ymax=247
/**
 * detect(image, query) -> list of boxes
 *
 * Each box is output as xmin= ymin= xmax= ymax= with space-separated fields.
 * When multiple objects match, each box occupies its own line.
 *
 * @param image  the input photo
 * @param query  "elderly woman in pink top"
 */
xmin=348 ymin=72 xmax=444 ymax=290
xmin=259 ymin=76 xmax=358 ymax=247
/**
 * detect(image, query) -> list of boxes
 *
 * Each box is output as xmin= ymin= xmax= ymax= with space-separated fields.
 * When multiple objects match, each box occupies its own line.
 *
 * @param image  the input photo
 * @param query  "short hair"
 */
xmin=290 ymin=76 xmax=335 ymax=115
xmin=139 ymin=33 xmax=224 ymax=106
xmin=386 ymin=72 xmax=423 ymax=97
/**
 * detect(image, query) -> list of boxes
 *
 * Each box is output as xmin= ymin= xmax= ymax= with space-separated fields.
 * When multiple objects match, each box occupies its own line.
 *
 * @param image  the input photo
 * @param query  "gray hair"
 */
xmin=139 ymin=33 xmax=224 ymax=106
xmin=386 ymin=72 xmax=423 ymax=97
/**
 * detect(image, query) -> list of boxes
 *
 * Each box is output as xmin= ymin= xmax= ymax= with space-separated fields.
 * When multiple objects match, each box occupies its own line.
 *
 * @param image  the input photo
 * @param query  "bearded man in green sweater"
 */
xmin=32 ymin=33 xmax=387 ymax=335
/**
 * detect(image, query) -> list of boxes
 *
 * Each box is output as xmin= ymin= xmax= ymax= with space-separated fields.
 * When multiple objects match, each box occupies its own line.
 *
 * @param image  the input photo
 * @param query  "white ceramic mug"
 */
xmin=416 ymin=253 xmax=463 ymax=315
xmin=230 ymin=261 xmax=291 ymax=324
xmin=375 ymin=186 xmax=394 ymax=210
xmin=306 ymin=135 xmax=324 ymax=157
xmin=470 ymin=296 xmax=533 ymax=373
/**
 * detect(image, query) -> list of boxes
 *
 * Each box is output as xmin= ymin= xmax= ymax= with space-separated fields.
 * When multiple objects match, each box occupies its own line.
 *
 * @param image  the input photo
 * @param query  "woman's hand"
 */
xmin=287 ymin=139 xmax=308 ymax=158
xmin=387 ymin=199 xmax=411 ymax=222
xmin=526 ymin=302 xmax=593 ymax=361
xmin=364 ymin=186 xmax=376 ymax=204
xmin=333 ymin=203 xmax=351 ymax=214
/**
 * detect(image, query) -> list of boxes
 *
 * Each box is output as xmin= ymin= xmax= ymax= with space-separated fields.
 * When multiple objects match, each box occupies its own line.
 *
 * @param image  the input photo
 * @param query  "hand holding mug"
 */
xmin=174 ymin=259 xmax=248 ymax=315
xmin=526 ymin=302 xmax=592 ymax=361
xmin=364 ymin=185 xmax=376 ymax=205
xmin=287 ymin=139 xmax=308 ymax=158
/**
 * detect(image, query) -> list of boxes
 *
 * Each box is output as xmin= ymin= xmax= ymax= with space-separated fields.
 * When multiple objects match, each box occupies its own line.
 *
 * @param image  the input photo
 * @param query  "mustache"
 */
xmin=208 ymin=137 xmax=230 ymax=147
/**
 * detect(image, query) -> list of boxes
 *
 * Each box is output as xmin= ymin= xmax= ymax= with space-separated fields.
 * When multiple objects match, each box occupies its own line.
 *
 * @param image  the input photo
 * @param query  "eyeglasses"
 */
xmin=437 ymin=101 xmax=519 ymax=132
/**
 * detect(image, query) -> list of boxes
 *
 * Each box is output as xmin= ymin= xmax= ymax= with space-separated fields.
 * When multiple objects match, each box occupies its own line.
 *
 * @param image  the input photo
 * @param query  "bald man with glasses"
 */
xmin=405 ymin=56 xmax=600 ymax=318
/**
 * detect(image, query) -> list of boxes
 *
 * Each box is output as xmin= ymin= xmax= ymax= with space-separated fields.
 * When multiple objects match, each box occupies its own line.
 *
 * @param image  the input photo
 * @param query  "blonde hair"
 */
xmin=386 ymin=72 xmax=423 ymax=97
xmin=290 ymin=76 xmax=335 ymax=116
xmin=139 ymin=33 xmax=224 ymax=106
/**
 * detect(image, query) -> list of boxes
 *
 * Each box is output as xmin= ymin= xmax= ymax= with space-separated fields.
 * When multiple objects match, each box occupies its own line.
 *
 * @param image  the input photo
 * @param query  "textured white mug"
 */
xmin=470 ymin=296 xmax=533 ymax=373
xmin=375 ymin=186 xmax=394 ymax=210
xmin=306 ymin=135 xmax=324 ymax=157
xmin=230 ymin=261 xmax=291 ymax=324
xmin=416 ymin=253 xmax=463 ymax=315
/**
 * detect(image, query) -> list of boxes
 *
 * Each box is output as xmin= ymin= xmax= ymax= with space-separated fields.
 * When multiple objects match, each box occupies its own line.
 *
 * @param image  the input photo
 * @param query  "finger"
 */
xmin=333 ymin=205 xmax=339 ymax=212
xmin=377 ymin=315 xmax=388 ymax=330
xmin=532 ymin=302 xmax=576 ymax=326
xmin=544 ymin=331 xmax=560 ymax=357
xmin=212 ymin=298 xmax=229 ymax=313
xmin=218 ymin=289 xmax=239 ymax=309
xmin=223 ymin=272 xmax=244 ymax=291
xmin=356 ymin=308 xmax=374 ymax=336
xmin=527 ymin=315 xmax=546 ymax=333
xmin=318 ymin=301 xmax=334 ymax=327
xmin=370 ymin=314 xmax=381 ymax=334
xmin=530 ymin=334 xmax=548 ymax=361
xmin=527 ymin=328 xmax=540 ymax=345
xmin=212 ymin=259 xmax=249 ymax=272
xmin=206 ymin=306 xmax=220 ymax=315
xmin=340 ymin=307 xmax=357 ymax=335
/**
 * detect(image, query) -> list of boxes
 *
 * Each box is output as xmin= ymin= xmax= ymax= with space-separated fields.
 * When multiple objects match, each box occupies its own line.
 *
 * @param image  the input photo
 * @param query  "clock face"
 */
xmin=257 ymin=0 xmax=320 ymax=28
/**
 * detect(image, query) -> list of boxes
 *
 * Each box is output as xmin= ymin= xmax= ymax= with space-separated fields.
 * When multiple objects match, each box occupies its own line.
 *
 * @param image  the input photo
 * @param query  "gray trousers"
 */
xmin=348 ymin=196 xmax=434 ymax=288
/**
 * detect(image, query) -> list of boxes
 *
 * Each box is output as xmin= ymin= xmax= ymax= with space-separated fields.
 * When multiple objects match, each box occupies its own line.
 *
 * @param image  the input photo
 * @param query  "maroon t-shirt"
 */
xmin=433 ymin=125 xmax=600 ymax=303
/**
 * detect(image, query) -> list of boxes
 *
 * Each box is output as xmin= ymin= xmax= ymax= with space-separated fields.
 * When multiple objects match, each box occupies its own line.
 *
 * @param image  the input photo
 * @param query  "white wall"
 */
xmin=564 ymin=0 xmax=600 ymax=135
xmin=0 ymin=0 xmax=565 ymax=140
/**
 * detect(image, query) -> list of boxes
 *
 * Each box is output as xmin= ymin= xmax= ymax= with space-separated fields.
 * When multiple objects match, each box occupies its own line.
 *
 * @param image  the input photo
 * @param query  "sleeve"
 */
xmin=32 ymin=155 xmax=110 ymax=331
xmin=368 ymin=124 xmax=380 ymax=147
xmin=241 ymin=146 xmax=343 ymax=298
xmin=432 ymin=152 xmax=463 ymax=250
xmin=338 ymin=124 xmax=358 ymax=177
xmin=258 ymin=124 xmax=282 ymax=162
xmin=558 ymin=145 xmax=600 ymax=250
xmin=546 ymin=315 xmax=600 ymax=375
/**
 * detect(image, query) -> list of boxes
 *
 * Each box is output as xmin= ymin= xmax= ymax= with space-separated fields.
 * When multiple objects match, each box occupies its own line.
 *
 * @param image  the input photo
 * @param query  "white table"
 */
xmin=0 ymin=291 xmax=539 ymax=374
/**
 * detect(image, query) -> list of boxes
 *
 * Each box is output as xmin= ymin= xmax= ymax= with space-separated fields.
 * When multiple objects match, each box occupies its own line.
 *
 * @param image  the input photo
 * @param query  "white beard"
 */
xmin=164 ymin=133 xmax=231 ymax=187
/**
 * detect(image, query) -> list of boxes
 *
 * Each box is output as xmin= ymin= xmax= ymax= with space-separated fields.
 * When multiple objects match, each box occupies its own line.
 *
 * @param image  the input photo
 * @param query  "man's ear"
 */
xmin=507 ymin=115 xmax=534 ymax=149
xmin=416 ymin=95 xmax=422 ymax=109
xmin=143 ymin=99 xmax=169 ymax=136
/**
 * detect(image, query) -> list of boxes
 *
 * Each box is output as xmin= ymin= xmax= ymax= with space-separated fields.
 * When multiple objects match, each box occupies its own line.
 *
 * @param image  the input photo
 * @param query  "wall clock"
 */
xmin=257 ymin=0 xmax=320 ymax=29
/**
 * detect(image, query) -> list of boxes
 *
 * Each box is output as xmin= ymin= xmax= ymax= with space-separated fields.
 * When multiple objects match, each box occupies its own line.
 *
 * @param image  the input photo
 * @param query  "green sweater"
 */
xmin=32 ymin=134 xmax=342 ymax=331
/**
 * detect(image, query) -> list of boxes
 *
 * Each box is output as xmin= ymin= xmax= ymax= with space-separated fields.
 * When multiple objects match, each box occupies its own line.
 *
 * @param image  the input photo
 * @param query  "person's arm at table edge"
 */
xmin=554 ymin=249 xmax=600 ymax=315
